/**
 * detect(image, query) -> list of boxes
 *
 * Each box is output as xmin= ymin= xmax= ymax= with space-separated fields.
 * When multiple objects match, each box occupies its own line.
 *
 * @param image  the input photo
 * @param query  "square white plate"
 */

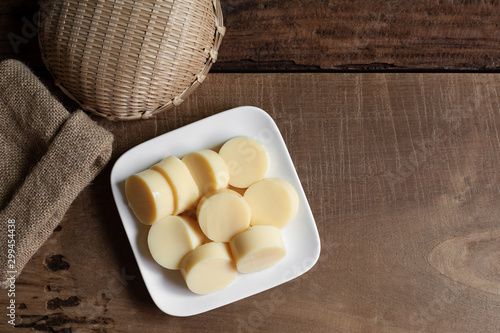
xmin=110 ymin=106 xmax=321 ymax=316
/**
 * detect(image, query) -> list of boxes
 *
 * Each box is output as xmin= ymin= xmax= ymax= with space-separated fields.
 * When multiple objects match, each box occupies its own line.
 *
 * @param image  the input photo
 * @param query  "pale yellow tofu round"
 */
xmin=180 ymin=242 xmax=237 ymax=295
xmin=229 ymin=225 xmax=286 ymax=273
xmin=147 ymin=215 xmax=208 ymax=270
xmin=197 ymin=189 xmax=251 ymax=242
xmin=182 ymin=149 xmax=229 ymax=196
xmin=219 ymin=136 xmax=269 ymax=188
xmin=244 ymin=178 xmax=299 ymax=228
xmin=152 ymin=155 xmax=200 ymax=214
xmin=125 ymin=169 xmax=174 ymax=225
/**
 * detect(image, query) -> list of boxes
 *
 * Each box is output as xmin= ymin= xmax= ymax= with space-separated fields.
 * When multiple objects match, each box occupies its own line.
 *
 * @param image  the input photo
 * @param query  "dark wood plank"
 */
xmin=2 ymin=1 xmax=500 ymax=71
xmin=214 ymin=0 xmax=500 ymax=71
xmin=4 ymin=73 xmax=500 ymax=332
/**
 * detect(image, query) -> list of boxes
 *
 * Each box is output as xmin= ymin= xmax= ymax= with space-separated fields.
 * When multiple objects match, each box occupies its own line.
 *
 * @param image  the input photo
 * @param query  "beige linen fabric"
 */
xmin=0 ymin=59 xmax=113 ymax=286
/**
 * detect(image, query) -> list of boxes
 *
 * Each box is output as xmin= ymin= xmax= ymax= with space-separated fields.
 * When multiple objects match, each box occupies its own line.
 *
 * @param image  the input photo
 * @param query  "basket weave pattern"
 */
xmin=39 ymin=0 xmax=224 ymax=121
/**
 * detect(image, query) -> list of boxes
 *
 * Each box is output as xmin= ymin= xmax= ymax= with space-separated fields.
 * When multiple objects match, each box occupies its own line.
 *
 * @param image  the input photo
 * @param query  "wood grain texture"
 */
xmin=3 ymin=73 xmax=500 ymax=332
xmin=428 ymin=230 xmax=500 ymax=295
xmin=218 ymin=0 xmax=500 ymax=71
xmin=2 ymin=0 xmax=500 ymax=71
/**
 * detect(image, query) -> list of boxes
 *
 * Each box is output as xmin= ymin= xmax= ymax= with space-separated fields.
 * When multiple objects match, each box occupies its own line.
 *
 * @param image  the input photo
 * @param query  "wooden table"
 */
xmin=3 ymin=0 xmax=500 ymax=71
xmin=2 ymin=1 xmax=500 ymax=332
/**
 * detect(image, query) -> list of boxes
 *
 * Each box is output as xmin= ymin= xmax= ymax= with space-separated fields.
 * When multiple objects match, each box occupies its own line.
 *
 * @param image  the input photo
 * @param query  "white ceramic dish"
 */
xmin=110 ymin=106 xmax=321 ymax=316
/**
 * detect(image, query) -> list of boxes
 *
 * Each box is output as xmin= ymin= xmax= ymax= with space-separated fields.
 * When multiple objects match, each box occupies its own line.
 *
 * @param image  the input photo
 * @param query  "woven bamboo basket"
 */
xmin=38 ymin=0 xmax=224 ymax=121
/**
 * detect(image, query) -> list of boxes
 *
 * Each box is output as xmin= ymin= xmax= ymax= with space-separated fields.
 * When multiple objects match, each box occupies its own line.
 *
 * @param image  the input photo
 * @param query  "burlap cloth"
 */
xmin=0 ymin=59 xmax=113 ymax=286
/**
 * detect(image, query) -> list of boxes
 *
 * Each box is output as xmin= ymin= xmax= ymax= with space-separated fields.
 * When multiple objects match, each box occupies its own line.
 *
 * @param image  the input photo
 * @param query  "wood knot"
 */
xmin=46 ymin=296 xmax=81 ymax=310
xmin=44 ymin=255 xmax=70 ymax=272
xmin=428 ymin=229 xmax=500 ymax=295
